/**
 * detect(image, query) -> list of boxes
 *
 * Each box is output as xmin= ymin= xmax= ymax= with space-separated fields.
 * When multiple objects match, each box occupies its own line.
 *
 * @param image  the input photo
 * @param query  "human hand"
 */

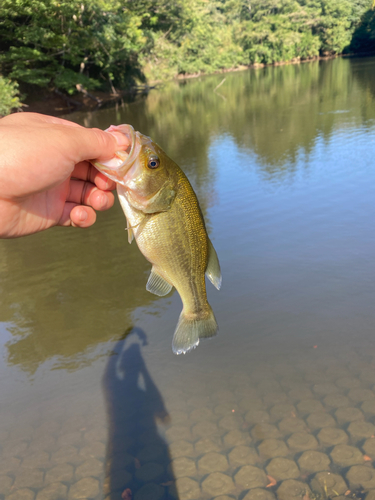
xmin=0 ymin=112 xmax=129 ymax=238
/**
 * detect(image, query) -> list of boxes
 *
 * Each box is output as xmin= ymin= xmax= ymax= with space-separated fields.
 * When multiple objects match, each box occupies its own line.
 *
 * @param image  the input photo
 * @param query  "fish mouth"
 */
xmin=91 ymin=124 xmax=140 ymax=186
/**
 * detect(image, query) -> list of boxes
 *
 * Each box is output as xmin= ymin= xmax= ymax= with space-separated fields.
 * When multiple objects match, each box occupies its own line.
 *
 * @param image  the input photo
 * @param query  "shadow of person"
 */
xmin=103 ymin=327 xmax=178 ymax=499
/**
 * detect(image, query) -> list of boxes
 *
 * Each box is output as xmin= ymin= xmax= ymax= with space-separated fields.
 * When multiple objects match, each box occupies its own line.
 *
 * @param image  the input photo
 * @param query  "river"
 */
xmin=1 ymin=56 xmax=375 ymax=500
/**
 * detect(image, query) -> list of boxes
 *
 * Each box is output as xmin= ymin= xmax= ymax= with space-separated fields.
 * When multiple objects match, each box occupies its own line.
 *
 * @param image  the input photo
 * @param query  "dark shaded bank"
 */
xmin=103 ymin=327 xmax=177 ymax=499
xmin=22 ymin=53 xmax=374 ymax=118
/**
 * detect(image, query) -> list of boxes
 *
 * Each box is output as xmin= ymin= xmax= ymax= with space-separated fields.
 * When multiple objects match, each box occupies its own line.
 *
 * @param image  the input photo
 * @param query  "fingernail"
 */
xmin=78 ymin=209 xmax=88 ymax=222
xmin=99 ymin=193 xmax=108 ymax=209
xmin=108 ymin=131 xmax=130 ymax=149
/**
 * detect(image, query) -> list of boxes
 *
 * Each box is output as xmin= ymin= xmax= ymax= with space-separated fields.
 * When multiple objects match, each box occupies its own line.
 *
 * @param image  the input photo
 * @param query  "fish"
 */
xmin=92 ymin=124 xmax=221 ymax=354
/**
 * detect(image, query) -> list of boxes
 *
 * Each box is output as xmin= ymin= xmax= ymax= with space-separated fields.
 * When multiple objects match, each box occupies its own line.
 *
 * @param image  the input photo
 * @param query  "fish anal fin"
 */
xmin=146 ymin=268 xmax=173 ymax=297
xmin=205 ymin=238 xmax=222 ymax=290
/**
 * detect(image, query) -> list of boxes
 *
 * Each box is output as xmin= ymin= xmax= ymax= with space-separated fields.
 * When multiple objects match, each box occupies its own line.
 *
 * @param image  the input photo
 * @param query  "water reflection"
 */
xmin=103 ymin=327 xmax=175 ymax=499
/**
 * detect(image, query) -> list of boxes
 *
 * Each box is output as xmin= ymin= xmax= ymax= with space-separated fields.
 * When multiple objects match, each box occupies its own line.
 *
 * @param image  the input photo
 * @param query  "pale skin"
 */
xmin=0 ymin=112 xmax=130 ymax=238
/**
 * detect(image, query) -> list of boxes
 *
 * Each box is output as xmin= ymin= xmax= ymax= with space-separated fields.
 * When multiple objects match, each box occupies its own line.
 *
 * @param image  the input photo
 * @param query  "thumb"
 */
xmin=68 ymin=126 xmax=131 ymax=164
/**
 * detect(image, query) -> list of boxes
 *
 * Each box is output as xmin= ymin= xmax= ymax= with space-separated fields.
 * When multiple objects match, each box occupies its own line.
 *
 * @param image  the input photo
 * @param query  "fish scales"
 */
xmin=93 ymin=124 xmax=221 ymax=354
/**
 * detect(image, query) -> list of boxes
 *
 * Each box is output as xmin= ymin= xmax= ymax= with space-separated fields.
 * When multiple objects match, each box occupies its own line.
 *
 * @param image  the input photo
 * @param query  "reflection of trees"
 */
xmin=0 ymin=207 xmax=156 ymax=373
xmin=79 ymin=56 xmax=375 ymax=178
xmin=103 ymin=327 xmax=176 ymax=499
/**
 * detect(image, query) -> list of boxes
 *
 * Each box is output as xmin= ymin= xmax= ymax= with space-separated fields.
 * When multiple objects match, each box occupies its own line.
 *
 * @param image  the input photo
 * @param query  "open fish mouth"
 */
xmin=91 ymin=124 xmax=140 ymax=185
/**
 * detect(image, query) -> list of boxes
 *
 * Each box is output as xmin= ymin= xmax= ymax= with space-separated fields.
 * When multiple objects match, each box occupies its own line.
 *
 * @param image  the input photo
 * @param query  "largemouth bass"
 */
xmin=93 ymin=125 xmax=221 ymax=354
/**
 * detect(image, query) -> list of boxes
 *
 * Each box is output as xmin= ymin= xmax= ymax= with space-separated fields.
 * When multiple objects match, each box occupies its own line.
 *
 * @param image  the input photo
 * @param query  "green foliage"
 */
xmin=0 ymin=76 xmax=23 ymax=116
xmin=0 ymin=0 xmax=373 ymax=104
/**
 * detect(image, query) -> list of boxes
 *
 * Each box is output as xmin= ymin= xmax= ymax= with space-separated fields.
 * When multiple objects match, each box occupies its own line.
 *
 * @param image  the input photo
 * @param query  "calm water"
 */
xmin=1 ymin=57 xmax=375 ymax=500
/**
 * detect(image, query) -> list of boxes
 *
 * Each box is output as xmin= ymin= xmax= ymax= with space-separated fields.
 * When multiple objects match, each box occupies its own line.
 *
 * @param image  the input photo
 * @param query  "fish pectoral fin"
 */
xmin=126 ymin=225 xmax=134 ymax=244
xmin=205 ymin=238 xmax=222 ymax=290
xmin=146 ymin=268 xmax=173 ymax=296
xmin=125 ymin=222 xmax=141 ymax=244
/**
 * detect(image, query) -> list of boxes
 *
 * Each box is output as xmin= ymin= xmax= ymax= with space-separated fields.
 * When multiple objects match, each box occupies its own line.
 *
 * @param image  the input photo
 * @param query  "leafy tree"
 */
xmin=0 ymin=76 xmax=23 ymax=116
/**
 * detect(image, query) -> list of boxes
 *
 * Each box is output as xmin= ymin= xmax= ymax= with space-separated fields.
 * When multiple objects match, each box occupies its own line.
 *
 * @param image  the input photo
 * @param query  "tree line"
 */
xmin=0 ymin=0 xmax=374 ymax=114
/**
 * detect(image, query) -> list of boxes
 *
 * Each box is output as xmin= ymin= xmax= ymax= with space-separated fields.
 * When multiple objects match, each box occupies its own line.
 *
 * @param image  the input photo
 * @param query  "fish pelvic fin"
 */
xmin=206 ymin=238 xmax=222 ymax=290
xmin=172 ymin=307 xmax=218 ymax=355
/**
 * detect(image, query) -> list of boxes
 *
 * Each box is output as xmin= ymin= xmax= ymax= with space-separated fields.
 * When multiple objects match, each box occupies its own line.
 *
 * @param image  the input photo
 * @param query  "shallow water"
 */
xmin=2 ymin=57 xmax=375 ymax=499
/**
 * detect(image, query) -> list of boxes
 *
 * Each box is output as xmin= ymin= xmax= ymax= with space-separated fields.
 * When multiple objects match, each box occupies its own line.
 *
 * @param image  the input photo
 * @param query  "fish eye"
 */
xmin=147 ymin=156 xmax=160 ymax=169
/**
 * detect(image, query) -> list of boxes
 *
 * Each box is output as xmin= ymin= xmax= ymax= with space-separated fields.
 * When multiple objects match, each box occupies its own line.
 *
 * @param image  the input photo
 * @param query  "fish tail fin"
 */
xmin=172 ymin=307 xmax=218 ymax=355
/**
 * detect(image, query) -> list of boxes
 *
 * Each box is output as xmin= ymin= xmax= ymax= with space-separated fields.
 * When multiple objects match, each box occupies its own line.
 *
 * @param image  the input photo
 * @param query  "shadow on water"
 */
xmin=103 ymin=327 xmax=178 ymax=500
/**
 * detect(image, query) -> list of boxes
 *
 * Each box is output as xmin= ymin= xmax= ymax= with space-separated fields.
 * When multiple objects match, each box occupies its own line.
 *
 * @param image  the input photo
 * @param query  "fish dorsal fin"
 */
xmin=146 ymin=268 xmax=173 ymax=296
xmin=206 ymin=238 xmax=222 ymax=290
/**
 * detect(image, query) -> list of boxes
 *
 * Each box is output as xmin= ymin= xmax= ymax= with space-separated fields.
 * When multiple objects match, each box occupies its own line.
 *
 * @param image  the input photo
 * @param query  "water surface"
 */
xmin=1 ymin=57 xmax=375 ymax=500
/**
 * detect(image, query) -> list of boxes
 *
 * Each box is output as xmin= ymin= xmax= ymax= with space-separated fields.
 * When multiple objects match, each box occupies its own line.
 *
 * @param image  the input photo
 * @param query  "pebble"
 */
xmin=239 ymin=397 xmax=265 ymax=412
xmin=137 ymin=444 xmax=165 ymax=463
xmin=198 ymin=452 xmax=229 ymax=474
xmin=310 ymin=471 xmax=348 ymax=497
xmin=169 ymin=477 xmax=200 ymax=500
xmin=287 ymin=432 xmax=319 ymax=453
xmin=6 ymin=488 xmax=36 ymax=500
xmin=75 ymin=458 xmax=104 ymax=480
xmin=306 ymin=411 xmax=336 ymax=431
xmin=191 ymin=421 xmax=219 ymax=438
xmin=36 ymin=482 xmax=68 ymax=500
xmin=335 ymin=407 xmax=365 ymax=425
xmin=78 ymin=441 xmax=106 ymax=460
xmin=278 ymin=416 xmax=307 ymax=435
xmin=297 ymin=450 xmax=331 ymax=473
xmin=312 ymin=382 xmax=340 ymax=396
xmin=218 ymin=414 xmax=243 ymax=431
xmin=165 ymin=425 xmax=192 ymax=442
xmin=362 ymin=400 xmax=375 ymax=417
xmin=68 ymin=477 xmax=99 ymax=499
xmin=297 ymin=400 xmax=324 ymax=416
xmin=228 ymin=445 xmax=259 ymax=466
xmin=134 ymin=482 xmax=165 ymax=500
xmin=0 ymin=456 xmax=21 ymax=474
xmin=135 ymin=462 xmax=164 ymax=482
xmin=194 ymin=436 xmax=222 ymax=454
xmin=168 ymin=457 xmax=197 ymax=478
xmin=222 ymin=429 xmax=251 ymax=447
xmin=251 ymin=424 xmax=281 ymax=442
xmin=51 ymin=445 xmax=81 ymax=466
xmin=234 ymin=465 xmax=268 ymax=489
xmin=263 ymin=392 xmax=289 ymax=408
xmin=169 ymin=440 xmax=194 ymax=458
xmin=363 ymin=437 xmax=375 ymax=458
xmin=323 ymin=394 xmax=350 ymax=410
xmin=288 ymin=388 xmax=314 ymax=402
xmin=189 ymin=408 xmax=215 ymax=421
xmin=44 ymin=464 xmax=74 ymax=485
xmin=348 ymin=388 xmax=375 ymax=403
xmin=242 ymin=488 xmax=276 ymax=500
xmin=258 ymin=439 xmax=289 ymax=459
xmin=266 ymin=457 xmax=300 ymax=481
xmin=244 ymin=410 xmax=270 ymax=426
xmin=269 ymin=403 xmax=296 ymax=422
xmin=317 ymin=427 xmax=349 ymax=447
xmin=330 ymin=445 xmax=364 ymax=467
xmin=201 ymin=472 xmax=235 ymax=496
xmin=277 ymin=479 xmax=312 ymax=500
xmin=0 ymin=475 xmax=13 ymax=495
xmin=336 ymin=377 xmax=362 ymax=389
xmin=14 ymin=468 xmax=44 ymax=489
xmin=347 ymin=421 xmax=375 ymax=443
xmin=346 ymin=464 xmax=375 ymax=489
